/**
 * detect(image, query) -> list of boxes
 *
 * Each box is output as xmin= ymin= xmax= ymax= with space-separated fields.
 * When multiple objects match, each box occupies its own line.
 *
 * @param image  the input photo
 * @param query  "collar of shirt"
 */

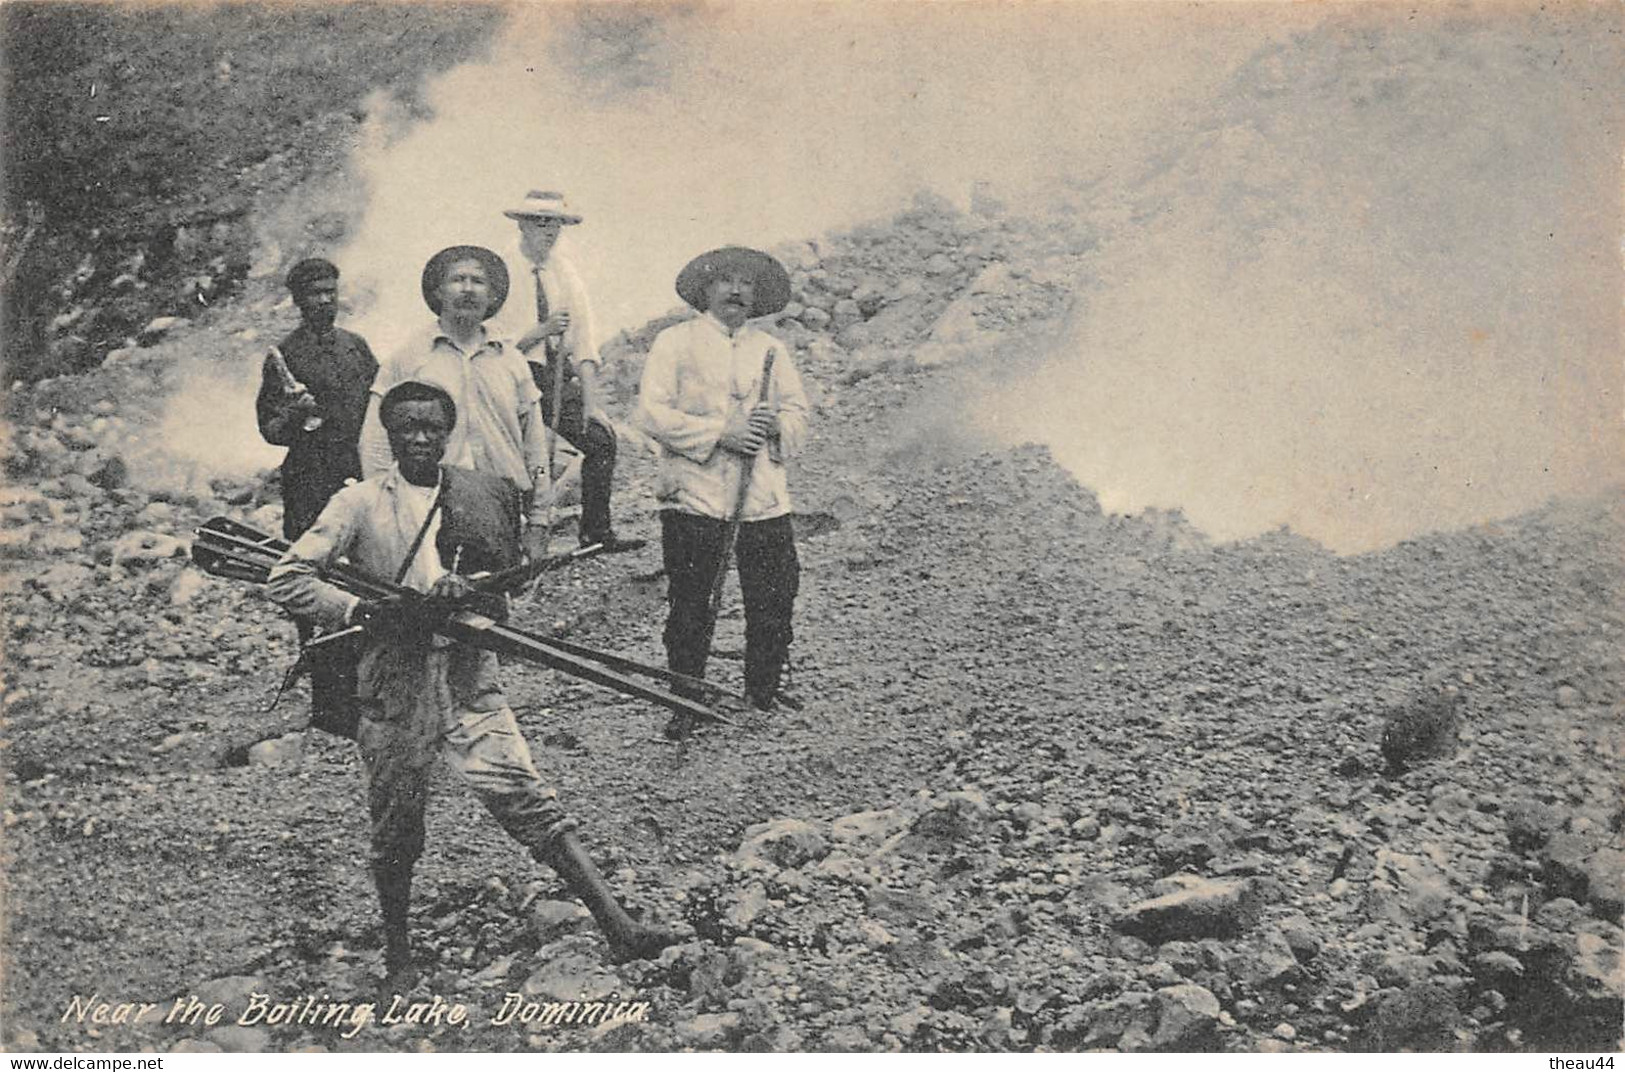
xmin=701 ymin=311 xmax=747 ymax=340
xmin=426 ymin=321 xmax=512 ymax=358
xmin=379 ymin=463 xmax=443 ymax=497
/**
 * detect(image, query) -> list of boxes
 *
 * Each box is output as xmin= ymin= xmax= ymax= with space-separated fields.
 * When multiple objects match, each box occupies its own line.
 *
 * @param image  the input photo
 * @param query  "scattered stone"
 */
xmin=1541 ymin=833 xmax=1599 ymax=903
xmin=1210 ymin=852 xmax=1269 ymax=877
xmin=111 ymin=530 xmax=189 ymax=567
xmin=1471 ymin=950 xmax=1525 ymax=989
xmin=1235 ymin=929 xmax=1303 ymax=987
xmin=189 ymin=976 xmax=269 ymax=1016
xmin=906 ymin=790 xmax=992 ymax=847
xmin=88 ymin=455 xmax=129 ymax=490
xmin=1277 ymin=916 xmax=1323 ymax=964
xmin=1151 ymin=983 xmax=1221 ymax=1051
xmin=725 ymin=881 xmax=771 ymax=930
xmin=1140 ymin=960 xmax=1182 ymax=988
xmin=1153 ymin=831 xmax=1220 ymax=871
xmin=675 ymin=1011 xmax=741 ymax=1048
xmin=1578 ymin=847 xmax=1624 ymax=917
xmin=138 ymin=316 xmax=190 ymax=345
xmin=524 ymin=899 xmax=592 ymax=942
xmin=0 ymin=525 xmax=36 ymax=558
xmin=1364 ymin=983 xmax=1462 ymax=1052
xmin=37 ymin=530 xmax=85 ymax=554
xmin=246 ymin=733 xmax=304 ymax=767
xmin=1376 ymin=850 xmax=1454 ymax=921
xmin=200 ymin=1026 xmax=269 ymax=1053
xmin=1570 ymin=930 xmax=1624 ymax=1000
xmin=1380 ymin=688 xmax=1463 ymax=774
xmin=734 ymin=818 xmax=829 ymax=871
xmin=1155 ymin=940 xmax=1205 ymax=977
xmin=1370 ymin=951 xmax=1435 ymax=989
xmin=32 ymin=563 xmax=95 ymax=602
xmin=1534 ymin=897 xmax=1587 ymax=934
xmin=1504 ymin=798 xmax=1563 ymax=852
xmin=169 ymin=568 xmax=211 ymax=607
xmin=520 ymin=954 xmax=621 ymax=1004
xmin=830 ymin=807 xmax=905 ymax=847
xmin=1114 ymin=878 xmax=1263 ymax=942
xmin=835 ymin=322 xmax=873 ymax=350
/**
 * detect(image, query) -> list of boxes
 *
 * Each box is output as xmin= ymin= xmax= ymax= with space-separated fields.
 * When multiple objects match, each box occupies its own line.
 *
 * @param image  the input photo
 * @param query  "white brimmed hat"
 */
xmin=502 ymin=190 xmax=583 ymax=225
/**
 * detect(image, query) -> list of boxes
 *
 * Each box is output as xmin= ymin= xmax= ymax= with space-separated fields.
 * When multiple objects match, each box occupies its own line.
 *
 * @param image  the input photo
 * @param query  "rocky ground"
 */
xmin=2 ymin=192 xmax=1621 ymax=1054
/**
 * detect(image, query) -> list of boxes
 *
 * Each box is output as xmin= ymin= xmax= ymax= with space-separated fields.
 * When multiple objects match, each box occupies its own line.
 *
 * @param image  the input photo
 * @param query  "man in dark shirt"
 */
xmin=255 ymin=257 xmax=378 ymax=736
xmin=257 ymin=258 xmax=379 ymax=538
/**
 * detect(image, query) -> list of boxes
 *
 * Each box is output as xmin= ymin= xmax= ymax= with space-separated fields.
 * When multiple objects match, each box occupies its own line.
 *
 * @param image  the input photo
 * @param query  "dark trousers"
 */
xmin=660 ymin=510 xmax=798 ymax=698
xmin=532 ymin=359 xmax=619 ymax=542
xmin=569 ymin=416 xmax=618 ymax=542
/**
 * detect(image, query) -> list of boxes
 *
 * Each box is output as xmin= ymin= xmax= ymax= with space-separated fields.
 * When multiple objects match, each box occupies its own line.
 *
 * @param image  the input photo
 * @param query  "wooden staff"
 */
xmin=673 ymin=347 xmax=778 ymax=744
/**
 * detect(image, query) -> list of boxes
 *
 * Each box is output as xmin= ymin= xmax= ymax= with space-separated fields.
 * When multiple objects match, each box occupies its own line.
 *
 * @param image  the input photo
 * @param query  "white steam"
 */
xmin=176 ymin=3 xmax=1619 ymax=554
xmin=337 ymin=3 xmax=1288 ymax=358
xmin=974 ymin=5 xmax=1624 ymax=552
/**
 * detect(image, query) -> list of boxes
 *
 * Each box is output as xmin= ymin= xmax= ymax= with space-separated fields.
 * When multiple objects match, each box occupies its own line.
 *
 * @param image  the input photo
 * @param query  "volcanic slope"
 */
xmin=3 ymin=193 xmax=1621 ymax=1054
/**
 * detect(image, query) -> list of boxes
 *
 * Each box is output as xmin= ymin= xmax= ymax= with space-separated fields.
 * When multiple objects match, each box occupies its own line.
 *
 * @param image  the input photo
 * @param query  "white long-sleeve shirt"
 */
xmin=488 ymin=247 xmax=603 ymax=368
xmin=634 ymin=314 xmax=809 ymax=521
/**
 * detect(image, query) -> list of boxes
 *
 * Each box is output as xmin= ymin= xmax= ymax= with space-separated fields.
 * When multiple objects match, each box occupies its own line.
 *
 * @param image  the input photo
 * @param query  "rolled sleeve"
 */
xmin=267 ymin=490 xmax=366 ymax=630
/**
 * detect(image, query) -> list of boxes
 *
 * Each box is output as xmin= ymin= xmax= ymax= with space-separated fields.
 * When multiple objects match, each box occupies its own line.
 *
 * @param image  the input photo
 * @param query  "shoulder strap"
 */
xmin=392 ymin=476 xmax=446 ymax=586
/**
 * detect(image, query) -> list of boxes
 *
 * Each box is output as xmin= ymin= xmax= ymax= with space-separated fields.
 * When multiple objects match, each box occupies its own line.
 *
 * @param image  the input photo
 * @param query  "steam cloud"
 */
xmin=288 ymin=4 xmax=1615 ymax=553
xmin=972 ymin=5 xmax=1623 ymax=551
xmin=337 ymin=4 xmax=1285 ymax=355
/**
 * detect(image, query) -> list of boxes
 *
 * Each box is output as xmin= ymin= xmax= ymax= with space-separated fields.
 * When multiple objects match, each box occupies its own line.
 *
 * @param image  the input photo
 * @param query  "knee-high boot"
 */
xmin=539 ymin=832 xmax=682 ymax=962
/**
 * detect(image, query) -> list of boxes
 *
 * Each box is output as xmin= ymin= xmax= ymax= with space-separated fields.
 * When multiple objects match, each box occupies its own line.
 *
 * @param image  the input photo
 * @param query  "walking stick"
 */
xmin=674 ymin=347 xmax=778 ymax=744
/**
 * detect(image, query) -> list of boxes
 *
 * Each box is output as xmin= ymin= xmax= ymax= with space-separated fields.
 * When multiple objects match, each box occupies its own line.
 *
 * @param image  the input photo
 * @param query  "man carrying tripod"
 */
xmin=269 ymin=379 xmax=680 ymax=988
xmin=635 ymin=247 xmax=810 ymax=730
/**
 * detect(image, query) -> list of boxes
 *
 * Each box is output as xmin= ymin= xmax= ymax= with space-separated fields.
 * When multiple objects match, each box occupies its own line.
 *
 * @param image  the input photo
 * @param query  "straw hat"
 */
xmin=675 ymin=246 xmax=791 ymax=319
xmin=502 ymin=190 xmax=583 ymax=225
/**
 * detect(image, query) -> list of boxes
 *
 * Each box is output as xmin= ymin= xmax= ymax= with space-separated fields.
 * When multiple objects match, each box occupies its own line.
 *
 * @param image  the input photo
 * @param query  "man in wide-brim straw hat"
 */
xmin=495 ymin=189 xmax=645 ymax=554
xmin=634 ymin=246 xmax=809 ymax=726
xmin=360 ymin=243 xmax=557 ymax=560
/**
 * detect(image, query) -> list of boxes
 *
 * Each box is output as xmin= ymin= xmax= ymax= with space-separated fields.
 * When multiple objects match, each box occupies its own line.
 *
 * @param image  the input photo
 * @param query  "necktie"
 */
xmin=533 ymin=268 xmax=559 ymax=363
xmin=532 ymin=267 xmax=549 ymax=322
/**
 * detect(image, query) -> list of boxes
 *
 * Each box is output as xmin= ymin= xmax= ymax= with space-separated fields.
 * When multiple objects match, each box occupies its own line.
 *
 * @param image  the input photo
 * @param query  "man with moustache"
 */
xmin=498 ymin=190 xmax=644 ymax=554
xmin=636 ymin=247 xmax=810 ymax=725
xmin=360 ymin=246 xmax=554 ymax=561
xmin=269 ymin=380 xmax=680 ymax=987
xmin=256 ymin=257 xmax=378 ymax=737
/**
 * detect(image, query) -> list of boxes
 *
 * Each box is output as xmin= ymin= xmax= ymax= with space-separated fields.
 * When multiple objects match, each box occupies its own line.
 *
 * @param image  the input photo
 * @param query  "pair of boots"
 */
xmin=375 ymin=832 xmax=680 ymax=987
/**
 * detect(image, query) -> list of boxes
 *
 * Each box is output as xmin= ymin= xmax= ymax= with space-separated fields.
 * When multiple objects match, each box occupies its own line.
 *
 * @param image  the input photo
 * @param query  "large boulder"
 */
xmin=1361 ymin=983 xmax=1462 ymax=1052
xmin=1151 ymin=984 xmax=1222 ymax=1051
xmin=733 ymin=818 xmax=830 ymax=871
xmin=1114 ymin=878 xmax=1264 ymax=942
